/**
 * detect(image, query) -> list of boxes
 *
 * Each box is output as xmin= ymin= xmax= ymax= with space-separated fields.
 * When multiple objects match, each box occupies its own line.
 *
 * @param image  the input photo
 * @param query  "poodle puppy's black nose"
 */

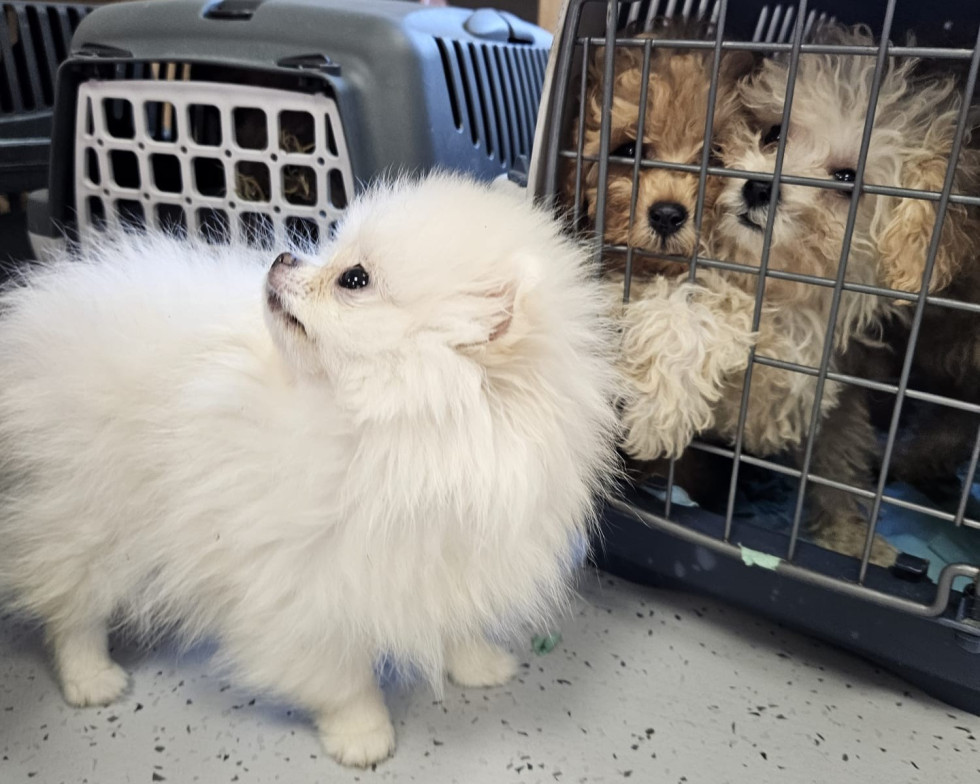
xmin=742 ymin=179 xmax=774 ymax=209
xmin=272 ymin=252 xmax=300 ymax=269
xmin=647 ymin=201 xmax=688 ymax=238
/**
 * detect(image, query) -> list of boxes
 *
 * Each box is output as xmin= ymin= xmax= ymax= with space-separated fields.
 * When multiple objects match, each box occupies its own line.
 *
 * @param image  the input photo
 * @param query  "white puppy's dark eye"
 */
xmin=338 ymin=264 xmax=370 ymax=290
xmin=611 ymin=139 xmax=637 ymax=159
xmin=833 ymin=168 xmax=857 ymax=183
xmin=762 ymin=124 xmax=782 ymax=146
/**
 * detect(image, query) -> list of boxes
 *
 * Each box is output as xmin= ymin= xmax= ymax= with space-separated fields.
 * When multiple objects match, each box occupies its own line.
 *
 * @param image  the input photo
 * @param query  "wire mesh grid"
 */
xmin=74 ymin=77 xmax=353 ymax=250
xmin=538 ymin=0 xmax=980 ymax=613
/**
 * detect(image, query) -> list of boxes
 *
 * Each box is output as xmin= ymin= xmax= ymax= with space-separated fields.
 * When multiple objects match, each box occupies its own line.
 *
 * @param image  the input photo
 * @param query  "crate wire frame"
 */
xmin=534 ymin=0 xmax=980 ymax=617
xmin=74 ymin=79 xmax=354 ymax=248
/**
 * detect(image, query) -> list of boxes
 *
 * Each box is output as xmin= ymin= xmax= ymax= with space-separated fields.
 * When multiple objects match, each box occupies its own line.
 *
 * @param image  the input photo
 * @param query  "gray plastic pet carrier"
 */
xmin=0 ymin=1 xmax=93 ymax=194
xmin=26 ymin=0 xmax=551 ymax=253
xmin=531 ymin=0 xmax=980 ymax=715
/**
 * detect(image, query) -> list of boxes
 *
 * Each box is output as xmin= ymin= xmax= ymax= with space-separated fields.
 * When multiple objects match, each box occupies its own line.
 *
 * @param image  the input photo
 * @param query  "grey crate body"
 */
xmin=38 ymin=0 xmax=551 ymax=245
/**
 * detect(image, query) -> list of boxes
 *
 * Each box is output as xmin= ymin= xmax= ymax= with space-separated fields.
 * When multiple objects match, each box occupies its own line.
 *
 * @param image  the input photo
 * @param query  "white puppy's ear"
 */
xmin=477 ymin=282 xmax=518 ymax=344
xmin=454 ymin=254 xmax=539 ymax=355
xmin=449 ymin=280 xmax=521 ymax=359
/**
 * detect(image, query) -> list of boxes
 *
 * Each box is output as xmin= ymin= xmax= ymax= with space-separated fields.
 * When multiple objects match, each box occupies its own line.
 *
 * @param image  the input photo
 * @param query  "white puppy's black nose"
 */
xmin=647 ymin=201 xmax=687 ymax=239
xmin=272 ymin=252 xmax=301 ymax=269
xmin=742 ymin=180 xmax=774 ymax=210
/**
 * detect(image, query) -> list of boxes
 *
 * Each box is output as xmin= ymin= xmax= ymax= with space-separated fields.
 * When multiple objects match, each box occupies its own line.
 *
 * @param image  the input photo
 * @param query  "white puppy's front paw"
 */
xmin=447 ymin=639 xmax=518 ymax=688
xmin=61 ymin=662 xmax=130 ymax=707
xmin=318 ymin=695 xmax=395 ymax=768
xmin=320 ymin=717 xmax=395 ymax=768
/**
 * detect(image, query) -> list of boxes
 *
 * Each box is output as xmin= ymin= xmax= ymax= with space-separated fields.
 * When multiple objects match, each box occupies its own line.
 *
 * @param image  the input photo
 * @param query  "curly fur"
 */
xmin=862 ymin=162 xmax=980 ymax=500
xmin=707 ymin=24 xmax=962 ymax=331
xmin=562 ymin=21 xmax=755 ymax=273
xmin=614 ymin=24 xmax=972 ymax=564
xmin=864 ymin=81 xmax=980 ymax=500
xmin=606 ymin=269 xmax=757 ymax=458
xmin=705 ymin=24 xmax=971 ymax=562
xmin=560 ymin=19 xmax=761 ymax=477
xmin=0 ymin=173 xmax=619 ymax=767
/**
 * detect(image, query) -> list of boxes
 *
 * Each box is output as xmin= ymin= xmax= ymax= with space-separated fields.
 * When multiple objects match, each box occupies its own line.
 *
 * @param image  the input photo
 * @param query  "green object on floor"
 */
xmin=532 ymin=632 xmax=562 ymax=655
xmin=740 ymin=545 xmax=781 ymax=570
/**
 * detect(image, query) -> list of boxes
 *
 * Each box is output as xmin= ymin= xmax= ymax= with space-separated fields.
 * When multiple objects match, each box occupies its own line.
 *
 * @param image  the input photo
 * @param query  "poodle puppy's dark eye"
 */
xmin=762 ymin=124 xmax=782 ymax=146
xmin=611 ymin=139 xmax=638 ymax=159
xmin=338 ymin=264 xmax=370 ymax=290
xmin=833 ymin=168 xmax=857 ymax=184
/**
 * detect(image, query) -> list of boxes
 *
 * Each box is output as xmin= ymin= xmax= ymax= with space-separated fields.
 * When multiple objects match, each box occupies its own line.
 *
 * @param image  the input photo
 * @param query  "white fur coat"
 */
xmin=0 ymin=173 xmax=619 ymax=766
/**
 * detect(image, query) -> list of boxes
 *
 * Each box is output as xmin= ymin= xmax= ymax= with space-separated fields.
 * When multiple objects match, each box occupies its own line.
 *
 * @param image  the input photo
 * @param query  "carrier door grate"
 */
xmin=75 ymin=79 xmax=354 ymax=250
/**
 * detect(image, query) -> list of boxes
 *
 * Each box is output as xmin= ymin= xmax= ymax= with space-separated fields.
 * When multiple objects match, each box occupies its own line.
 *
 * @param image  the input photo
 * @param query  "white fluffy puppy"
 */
xmin=0 ymin=173 xmax=618 ymax=767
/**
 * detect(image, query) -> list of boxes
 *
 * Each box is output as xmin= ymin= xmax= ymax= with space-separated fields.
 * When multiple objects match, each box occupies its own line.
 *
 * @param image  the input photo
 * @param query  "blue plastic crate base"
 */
xmin=593 ymin=483 xmax=980 ymax=717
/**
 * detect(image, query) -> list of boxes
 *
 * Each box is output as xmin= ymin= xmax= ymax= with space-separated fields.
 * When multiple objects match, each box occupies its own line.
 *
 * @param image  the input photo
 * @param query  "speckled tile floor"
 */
xmin=2 ymin=572 xmax=978 ymax=784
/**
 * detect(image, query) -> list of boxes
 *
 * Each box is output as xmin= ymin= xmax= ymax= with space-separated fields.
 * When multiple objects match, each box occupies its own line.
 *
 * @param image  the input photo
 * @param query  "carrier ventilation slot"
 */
xmin=752 ymin=5 xmax=832 ymax=43
xmin=434 ymin=36 xmax=549 ymax=171
xmin=0 ymin=2 xmax=92 ymax=114
xmin=619 ymin=0 xmax=722 ymax=30
xmin=616 ymin=1 xmax=830 ymax=42
xmin=75 ymin=79 xmax=355 ymax=251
